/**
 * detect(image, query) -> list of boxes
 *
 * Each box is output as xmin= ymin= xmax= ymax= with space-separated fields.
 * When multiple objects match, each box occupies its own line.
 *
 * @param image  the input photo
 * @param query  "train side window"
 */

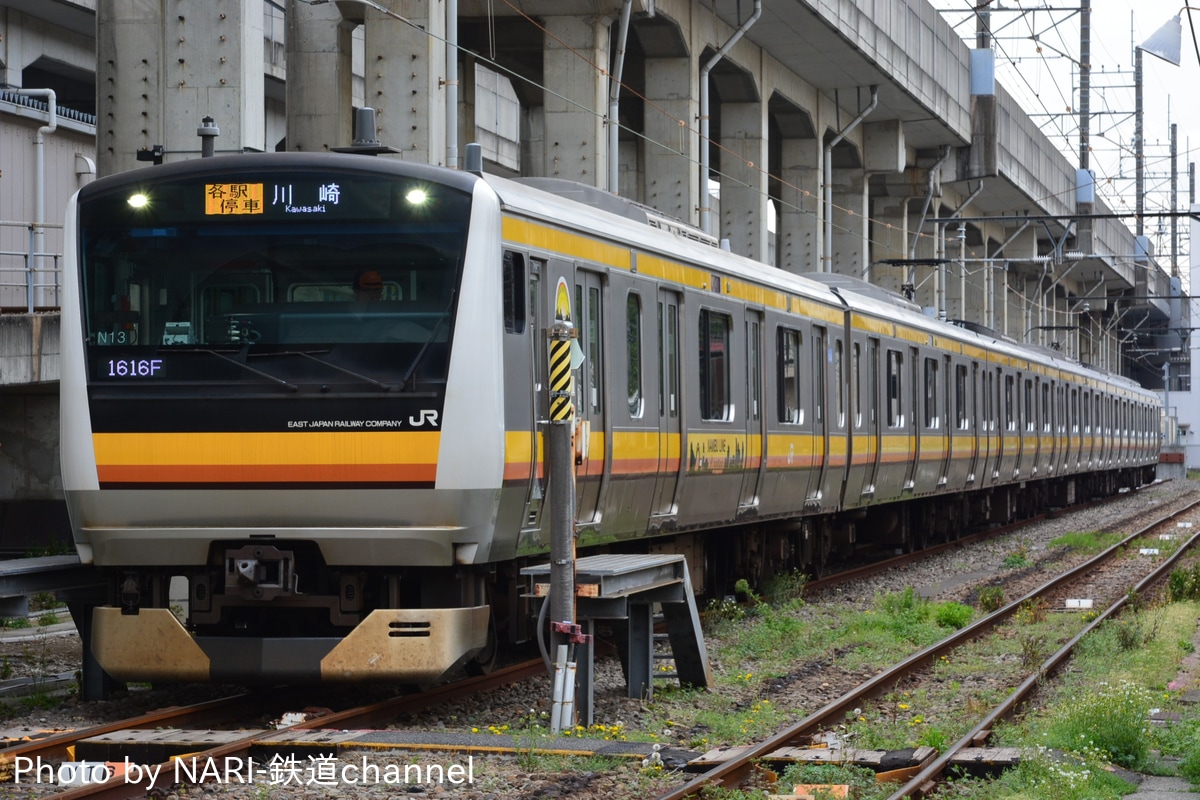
xmin=1024 ymin=379 xmax=1035 ymax=432
xmin=984 ymin=369 xmax=994 ymax=431
xmin=852 ymin=342 xmax=863 ymax=428
xmin=834 ymin=339 xmax=845 ymax=428
xmin=1041 ymin=382 xmax=1051 ymax=433
xmin=659 ymin=301 xmax=679 ymax=418
xmin=627 ymin=293 xmax=643 ymax=418
xmin=923 ymin=357 xmax=939 ymax=429
xmin=886 ymin=349 xmax=903 ymax=427
xmin=955 ymin=364 xmax=968 ymax=430
xmin=699 ymin=309 xmax=732 ymax=421
xmin=747 ymin=319 xmax=761 ymax=421
xmin=1004 ymin=374 xmax=1014 ymax=431
xmin=980 ymin=369 xmax=989 ymax=431
xmin=777 ymin=328 xmax=803 ymax=424
xmin=575 ymin=282 xmax=604 ymax=415
xmin=502 ymin=251 xmax=527 ymax=334
xmin=868 ymin=339 xmax=879 ymax=427
xmin=813 ymin=329 xmax=825 ymax=425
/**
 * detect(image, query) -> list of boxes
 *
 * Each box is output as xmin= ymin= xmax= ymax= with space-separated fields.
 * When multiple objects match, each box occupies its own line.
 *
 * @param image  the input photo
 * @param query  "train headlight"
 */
xmin=127 ymin=192 xmax=150 ymax=209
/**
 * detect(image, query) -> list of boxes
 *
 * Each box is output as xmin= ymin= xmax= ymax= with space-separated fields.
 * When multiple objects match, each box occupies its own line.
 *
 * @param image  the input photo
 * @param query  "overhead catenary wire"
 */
xmin=297 ymin=0 xmax=1180 ymax=298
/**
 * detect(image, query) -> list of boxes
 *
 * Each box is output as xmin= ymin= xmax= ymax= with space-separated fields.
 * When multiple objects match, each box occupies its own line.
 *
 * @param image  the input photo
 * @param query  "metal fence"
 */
xmin=0 ymin=220 xmax=63 ymax=312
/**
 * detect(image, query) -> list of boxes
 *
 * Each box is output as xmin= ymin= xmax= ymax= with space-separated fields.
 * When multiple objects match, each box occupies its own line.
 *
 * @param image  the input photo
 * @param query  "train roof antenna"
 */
xmin=332 ymin=107 xmax=400 ymax=156
xmin=465 ymin=142 xmax=483 ymax=175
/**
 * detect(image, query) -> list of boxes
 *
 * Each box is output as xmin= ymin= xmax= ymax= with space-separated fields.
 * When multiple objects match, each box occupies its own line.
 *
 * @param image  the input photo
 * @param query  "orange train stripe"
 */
xmin=92 ymin=431 xmax=442 ymax=466
xmin=98 ymin=462 xmax=437 ymax=483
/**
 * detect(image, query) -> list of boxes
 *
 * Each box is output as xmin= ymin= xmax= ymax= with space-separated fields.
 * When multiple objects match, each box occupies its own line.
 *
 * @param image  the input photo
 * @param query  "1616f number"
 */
xmin=106 ymin=358 xmax=162 ymax=377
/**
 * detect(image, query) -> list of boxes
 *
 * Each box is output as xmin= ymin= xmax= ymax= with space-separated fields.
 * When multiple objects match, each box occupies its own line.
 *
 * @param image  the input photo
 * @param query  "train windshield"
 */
xmin=77 ymin=169 xmax=471 ymax=393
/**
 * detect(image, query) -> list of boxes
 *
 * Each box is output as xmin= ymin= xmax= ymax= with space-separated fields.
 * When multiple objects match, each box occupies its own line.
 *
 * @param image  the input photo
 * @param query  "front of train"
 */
xmin=60 ymin=153 xmax=510 ymax=684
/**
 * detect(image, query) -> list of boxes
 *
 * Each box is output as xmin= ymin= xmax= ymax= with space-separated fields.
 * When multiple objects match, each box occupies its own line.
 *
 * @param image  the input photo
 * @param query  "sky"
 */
xmin=929 ymin=1 xmax=1199 ymax=264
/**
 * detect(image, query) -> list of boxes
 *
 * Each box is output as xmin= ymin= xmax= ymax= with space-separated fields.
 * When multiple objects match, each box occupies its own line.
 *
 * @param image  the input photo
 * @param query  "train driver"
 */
xmin=354 ymin=270 xmax=385 ymax=302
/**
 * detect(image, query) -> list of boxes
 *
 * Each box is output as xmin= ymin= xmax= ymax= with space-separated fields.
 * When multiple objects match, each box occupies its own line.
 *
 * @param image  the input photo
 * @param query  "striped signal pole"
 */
xmin=549 ymin=329 xmax=574 ymax=422
xmin=547 ymin=278 xmax=579 ymax=733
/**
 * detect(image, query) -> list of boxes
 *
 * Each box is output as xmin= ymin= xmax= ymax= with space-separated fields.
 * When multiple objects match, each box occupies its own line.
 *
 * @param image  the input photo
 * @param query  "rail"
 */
xmin=657 ymin=496 xmax=1200 ymax=799
xmin=44 ymin=658 xmax=548 ymax=800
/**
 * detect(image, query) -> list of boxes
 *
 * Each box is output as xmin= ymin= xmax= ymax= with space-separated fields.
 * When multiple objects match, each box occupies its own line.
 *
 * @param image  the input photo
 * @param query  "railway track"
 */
xmin=803 ymin=486 xmax=1161 ymax=596
xmin=656 ymin=496 xmax=1200 ymax=799
xmin=1 ymin=658 xmax=546 ymax=799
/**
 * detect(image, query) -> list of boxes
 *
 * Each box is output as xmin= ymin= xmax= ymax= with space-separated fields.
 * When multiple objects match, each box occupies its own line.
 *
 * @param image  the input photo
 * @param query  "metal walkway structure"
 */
xmin=524 ymin=553 xmax=713 ymax=726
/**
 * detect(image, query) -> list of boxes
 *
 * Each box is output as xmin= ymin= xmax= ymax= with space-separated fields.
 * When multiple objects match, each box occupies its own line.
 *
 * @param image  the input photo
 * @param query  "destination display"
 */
xmin=204 ymin=180 xmax=361 ymax=217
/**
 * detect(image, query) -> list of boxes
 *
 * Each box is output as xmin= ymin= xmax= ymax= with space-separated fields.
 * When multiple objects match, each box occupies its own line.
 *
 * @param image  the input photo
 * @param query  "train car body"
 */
xmin=60 ymin=153 xmax=1160 ymax=686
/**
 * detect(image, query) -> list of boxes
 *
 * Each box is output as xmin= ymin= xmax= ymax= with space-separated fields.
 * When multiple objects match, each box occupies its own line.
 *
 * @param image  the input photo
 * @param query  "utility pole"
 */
xmin=1136 ymin=45 xmax=1145 ymax=237
xmin=1171 ymin=122 xmax=1178 ymax=277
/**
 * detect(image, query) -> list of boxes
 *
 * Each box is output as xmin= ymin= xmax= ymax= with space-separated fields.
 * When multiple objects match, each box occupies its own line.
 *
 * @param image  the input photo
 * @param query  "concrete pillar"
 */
xmin=643 ymin=56 xmax=698 ymax=225
xmin=461 ymin=54 xmax=477 ymax=153
xmin=364 ymin=0 xmax=446 ymax=164
xmin=97 ymin=0 xmax=265 ymax=177
xmin=909 ymin=214 xmax=941 ymax=317
xmin=719 ymin=101 xmax=769 ymax=262
xmin=0 ymin=7 xmax=12 ymax=88
xmin=829 ymin=165 xmax=868 ymax=276
xmin=777 ymin=138 xmax=819 ymax=274
xmin=868 ymin=196 xmax=909 ymax=290
xmin=958 ymin=239 xmax=987 ymax=325
xmin=540 ymin=15 xmax=610 ymax=184
xmin=285 ymin=0 xmax=354 ymax=152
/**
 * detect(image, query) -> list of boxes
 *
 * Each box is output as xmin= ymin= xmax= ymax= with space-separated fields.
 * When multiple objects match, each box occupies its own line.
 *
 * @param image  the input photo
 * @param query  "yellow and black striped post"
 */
xmin=546 ymin=314 xmax=578 ymax=733
xmin=549 ymin=324 xmax=575 ymax=423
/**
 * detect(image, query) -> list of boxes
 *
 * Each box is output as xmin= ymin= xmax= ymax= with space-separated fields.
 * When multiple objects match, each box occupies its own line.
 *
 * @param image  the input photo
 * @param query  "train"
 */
xmin=59 ymin=152 xmax=1161 ymax=686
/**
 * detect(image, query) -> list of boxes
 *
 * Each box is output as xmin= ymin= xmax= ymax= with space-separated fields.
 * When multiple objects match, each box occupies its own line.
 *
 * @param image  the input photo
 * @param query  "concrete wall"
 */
xmin=0 ymin=99 xmax=95 ymax=310
xmin=0 ymin=314 xmax=66 ymax=552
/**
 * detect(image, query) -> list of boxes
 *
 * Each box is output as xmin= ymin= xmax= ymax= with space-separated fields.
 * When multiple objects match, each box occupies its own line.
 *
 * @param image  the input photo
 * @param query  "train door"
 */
xmin=1022 ymin=375 xmax=1034 ymax=477
xmin=1069 ymin=387 xmax=1080 ymax=470
xmin=862 ymin=338 xmax=882 ymax=496
xmin=938 ymin=354 xmax=952 ymax=486
xmin=574 ymin=270 xmax=607 ymax=524
xmin=739 ymin=311 xmax=764 ymax=511
xmin=1082 ymin=390 xmax=1093 ymax=467
xmin=651 ymin=289 xmax=682 ymax=518
xmin=902 ymin=346 xmax=920 ymax=491
xmin=990 ymin=366 xmax=1001 ymax=482
xmin=518 ymin=255 xmax=546 ymax=535
xmin=1006 ymin=371 xmax=1016 ymax=476
xmin=810 ymin=326 xmax=829 ymax=505
xmin=967 ymin=362 xmax=981 ymax=484
xmin=986 ymin=367 xmax=999 ymax=482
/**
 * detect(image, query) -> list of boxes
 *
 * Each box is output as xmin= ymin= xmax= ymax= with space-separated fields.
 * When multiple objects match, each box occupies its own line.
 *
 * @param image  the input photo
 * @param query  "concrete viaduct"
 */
xmin=0 ymin=0 xmax=1178 ymax=547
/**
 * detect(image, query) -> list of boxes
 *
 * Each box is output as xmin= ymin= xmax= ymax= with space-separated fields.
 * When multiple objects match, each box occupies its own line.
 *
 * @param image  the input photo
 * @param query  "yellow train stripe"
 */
xmin=502 ymin=217 xmax=632 ymax=270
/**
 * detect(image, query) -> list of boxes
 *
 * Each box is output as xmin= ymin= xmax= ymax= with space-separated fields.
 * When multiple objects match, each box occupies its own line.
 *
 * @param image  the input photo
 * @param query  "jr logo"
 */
xmin=409 ymin=409 xmax=440 ymax=427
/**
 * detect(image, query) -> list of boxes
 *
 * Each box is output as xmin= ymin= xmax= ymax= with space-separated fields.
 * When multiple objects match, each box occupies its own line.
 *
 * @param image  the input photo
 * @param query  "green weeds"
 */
xmin=1049 ymin=530 xmax=1126 ymax=553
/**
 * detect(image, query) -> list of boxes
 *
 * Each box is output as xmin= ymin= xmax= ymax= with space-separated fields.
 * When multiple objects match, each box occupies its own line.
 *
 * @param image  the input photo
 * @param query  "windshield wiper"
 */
xmin=261 ymin=350 xmax=392 ymax=392
xmin=202 ymin=349 xmax=298 ymax=392
xmin=399 ymin=296 xmax=455 ymax=391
